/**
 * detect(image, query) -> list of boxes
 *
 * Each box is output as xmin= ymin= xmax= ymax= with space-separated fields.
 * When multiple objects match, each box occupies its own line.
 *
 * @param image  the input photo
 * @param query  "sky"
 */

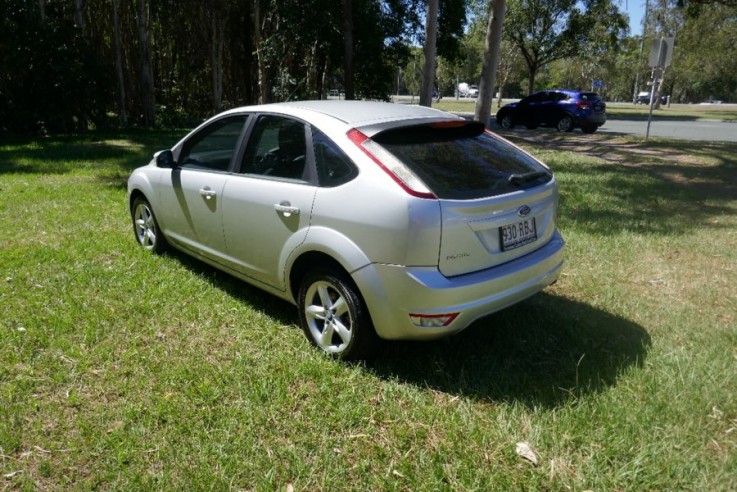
xmin=623 ymin=0 xmax=646 ymax=36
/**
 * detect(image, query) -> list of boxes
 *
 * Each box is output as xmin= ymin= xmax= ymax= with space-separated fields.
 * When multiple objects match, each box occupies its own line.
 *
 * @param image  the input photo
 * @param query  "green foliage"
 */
xmin=0 ymin=0 xmax=112 ymax=134
xmin=504 ymin=0 xmax=628 ymax=94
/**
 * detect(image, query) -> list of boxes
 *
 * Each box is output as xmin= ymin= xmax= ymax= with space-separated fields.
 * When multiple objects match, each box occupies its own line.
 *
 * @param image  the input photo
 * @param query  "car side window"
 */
xmin=240 ymin=115 xmax=308 ymax=180
xmin=179 ymin=116 xmax=247 ymax=172
xmin=312 ymin=129 xmax=357 ymax=187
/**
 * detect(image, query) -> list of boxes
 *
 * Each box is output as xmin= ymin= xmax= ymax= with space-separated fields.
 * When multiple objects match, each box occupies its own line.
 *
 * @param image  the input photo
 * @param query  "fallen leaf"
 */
xmin=515 ymin=441 xmax=538 ymax=466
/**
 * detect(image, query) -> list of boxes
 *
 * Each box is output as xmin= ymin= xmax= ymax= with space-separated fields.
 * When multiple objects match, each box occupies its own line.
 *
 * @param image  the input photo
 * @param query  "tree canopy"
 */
xmin=0 ymin=0 xmax=735 ymax=135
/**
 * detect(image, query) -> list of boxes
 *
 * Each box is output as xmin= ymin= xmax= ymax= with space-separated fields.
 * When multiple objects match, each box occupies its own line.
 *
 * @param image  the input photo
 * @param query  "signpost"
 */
xmin=646 ymin=37 xmax=675 ymax=140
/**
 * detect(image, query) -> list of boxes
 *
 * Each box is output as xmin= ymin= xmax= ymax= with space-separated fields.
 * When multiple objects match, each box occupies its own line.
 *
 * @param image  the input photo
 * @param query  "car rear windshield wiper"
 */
xmin=508 ymin=171 xmax=550 ymax=186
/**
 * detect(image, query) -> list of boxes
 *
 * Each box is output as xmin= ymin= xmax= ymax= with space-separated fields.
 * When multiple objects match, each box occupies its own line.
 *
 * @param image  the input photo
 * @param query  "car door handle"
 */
xmin=274 ymin=202 xmax=300 ymax=217
xmin=199 ymin=187 xmax=217 ymax=200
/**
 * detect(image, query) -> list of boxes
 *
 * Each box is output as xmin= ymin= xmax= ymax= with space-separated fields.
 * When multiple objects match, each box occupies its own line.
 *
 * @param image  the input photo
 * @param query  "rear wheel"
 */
xmin=556 ymin=115 xmax=574 ymax=132
xmin=298 ymin=270 xmax=378 ymax=361
xmin=132 ymin=196 xmax=167 ymax=254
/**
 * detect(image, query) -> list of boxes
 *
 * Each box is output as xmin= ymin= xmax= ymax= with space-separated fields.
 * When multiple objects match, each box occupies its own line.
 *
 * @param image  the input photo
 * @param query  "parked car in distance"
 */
xmin=457 ymin=82 xmax=479 ymax=98
xmin=496 ymin=89 xmax=606 ymax=134
xmin=128 ymin=101 xmax=565 ymax=360
xmin=634 ymin=91 xmax=667 ymax=105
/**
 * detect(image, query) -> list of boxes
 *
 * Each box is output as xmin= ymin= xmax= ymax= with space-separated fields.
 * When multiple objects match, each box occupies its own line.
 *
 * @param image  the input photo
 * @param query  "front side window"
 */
xmin=179 ymin=116 xmax=247 ymax=171
xmin=240 ymin=115 xmax=308 ymax=180
xmin=373 ymin=122 xmax=552 ymax=200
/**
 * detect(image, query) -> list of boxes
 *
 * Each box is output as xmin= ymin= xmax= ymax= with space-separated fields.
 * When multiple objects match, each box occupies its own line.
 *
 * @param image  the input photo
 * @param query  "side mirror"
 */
xmin=155 ymin=149 xmax=174 ymax=168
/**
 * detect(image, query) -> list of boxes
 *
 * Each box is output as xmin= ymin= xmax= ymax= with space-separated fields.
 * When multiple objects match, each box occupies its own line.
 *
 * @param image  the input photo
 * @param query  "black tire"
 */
xmin=298 ymin=269 xmax=379 ymax=361
xmin=556 ymin=115 xmax=574 ymax=132
xmin=497 ymin=113 xmax=514 ymax=129
xmin=581 ymin=125 xmax=598 ymax=134
xmin=131 ymin=195 xmax=168 ymax=254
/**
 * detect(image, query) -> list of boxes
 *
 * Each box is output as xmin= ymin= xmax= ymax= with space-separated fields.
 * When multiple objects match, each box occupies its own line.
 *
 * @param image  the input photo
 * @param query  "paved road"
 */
xmin=599 ymin=118 xmax=737 ymax=142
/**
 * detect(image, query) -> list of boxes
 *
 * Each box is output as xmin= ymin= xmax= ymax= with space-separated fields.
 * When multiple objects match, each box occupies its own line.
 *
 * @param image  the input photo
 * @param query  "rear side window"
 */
xmin=373 ymin=123 xmax=552 ymax=200
xmin=312 ymin=129 xmax=357 ymax=187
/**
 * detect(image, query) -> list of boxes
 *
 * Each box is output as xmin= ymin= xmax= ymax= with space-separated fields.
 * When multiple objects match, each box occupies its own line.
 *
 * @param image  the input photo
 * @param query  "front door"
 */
xmin=157 ymin=115 xmax=248 ymax=261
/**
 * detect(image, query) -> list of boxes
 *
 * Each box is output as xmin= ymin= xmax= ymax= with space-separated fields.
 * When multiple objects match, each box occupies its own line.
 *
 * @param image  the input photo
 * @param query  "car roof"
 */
xmin=220 ymin=100 xmax=463 ymax=136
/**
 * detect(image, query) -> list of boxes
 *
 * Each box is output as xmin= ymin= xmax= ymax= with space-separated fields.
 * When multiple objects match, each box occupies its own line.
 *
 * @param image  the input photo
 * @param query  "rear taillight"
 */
xmin=347 ymin=129 xmax=436 ymax=199
xmin=576 ymin=101 xmax=593 ymax=110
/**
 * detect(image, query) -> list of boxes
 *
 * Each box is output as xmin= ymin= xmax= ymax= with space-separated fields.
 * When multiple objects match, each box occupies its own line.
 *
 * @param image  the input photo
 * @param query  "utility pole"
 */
xmin=633 ymin=0 xmax=650 ymax=103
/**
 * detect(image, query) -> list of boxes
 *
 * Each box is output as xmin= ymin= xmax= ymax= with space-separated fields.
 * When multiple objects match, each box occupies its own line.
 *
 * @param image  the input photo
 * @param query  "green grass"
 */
xmin=1 ymin=129 xmax=736 ymax=490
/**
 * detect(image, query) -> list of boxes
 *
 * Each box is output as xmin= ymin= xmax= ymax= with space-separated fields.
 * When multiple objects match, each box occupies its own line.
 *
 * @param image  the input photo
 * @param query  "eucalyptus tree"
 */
xmin=504 ymin=0 xmax=627 ymax=95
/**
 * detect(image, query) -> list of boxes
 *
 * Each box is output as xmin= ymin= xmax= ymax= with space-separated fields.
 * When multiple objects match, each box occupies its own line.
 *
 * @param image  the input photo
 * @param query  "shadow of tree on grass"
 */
xmin=0 ymin=130 xmax=185 ymax=175
xmin=499 ymin=130 xmax=737 ymax=237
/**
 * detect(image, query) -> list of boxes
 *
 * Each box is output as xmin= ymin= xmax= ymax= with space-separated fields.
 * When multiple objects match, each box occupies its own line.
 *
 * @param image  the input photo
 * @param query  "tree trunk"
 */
xmin=212 ymin=17 xmax=225 ymax=113
xmin=74 ymin=0 xmax=86 ymax=32
xmin=137 ymin=0 xmax=155 ymax=127
xmin=342 ymin=0 xmax=355 ymax=100
xmin=38 ymin=0 xmax=45 ymax=21
xmin=254 ymin=0 xmax=270 ymax=104
xmin=112 ymin=0 xmax=127 ymax=126
xmin=475 ymin=0 xmax=506 ymax=127
xmin=527 ymin=69 xmax=537 ymax=95
xmin=419 ymin=0 xmax=439 ymax=107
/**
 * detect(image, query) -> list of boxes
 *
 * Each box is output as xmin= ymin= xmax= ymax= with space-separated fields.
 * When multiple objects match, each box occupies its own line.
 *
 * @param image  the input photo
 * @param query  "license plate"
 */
xmin=500 ymin=217 xmax=537 ymax=251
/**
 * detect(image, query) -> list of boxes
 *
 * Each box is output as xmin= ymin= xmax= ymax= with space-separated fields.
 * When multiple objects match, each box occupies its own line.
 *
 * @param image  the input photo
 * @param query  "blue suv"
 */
xmin=496 ymin=89 xmax=606 ymax=134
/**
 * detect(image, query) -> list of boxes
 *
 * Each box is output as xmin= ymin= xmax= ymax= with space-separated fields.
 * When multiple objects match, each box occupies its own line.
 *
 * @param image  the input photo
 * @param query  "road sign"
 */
xmin=593 ymin=80 xmax=603 ymax=88
xmin=648 ymin=37 xmax=675 ymax=68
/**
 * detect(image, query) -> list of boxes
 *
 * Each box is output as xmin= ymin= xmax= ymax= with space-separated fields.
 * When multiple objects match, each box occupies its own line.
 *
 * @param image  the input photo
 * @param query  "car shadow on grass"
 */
xmin=367 ymin=293 xmax=651 ymax=409
xmin=158 ymin=246 xmax=651 ymax=409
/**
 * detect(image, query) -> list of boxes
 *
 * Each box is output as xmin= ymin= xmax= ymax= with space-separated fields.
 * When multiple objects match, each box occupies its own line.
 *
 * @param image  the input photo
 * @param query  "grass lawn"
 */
xmin=1 ymin=128 xmax=736 ymax=490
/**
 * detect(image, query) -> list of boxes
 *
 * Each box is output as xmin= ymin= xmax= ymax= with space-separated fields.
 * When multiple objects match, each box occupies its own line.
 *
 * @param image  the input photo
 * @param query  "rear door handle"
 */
xmin=199 ymin=187 xmax=217 ymax=200
xmin=274 ymin=202 xmax=300 ymax=217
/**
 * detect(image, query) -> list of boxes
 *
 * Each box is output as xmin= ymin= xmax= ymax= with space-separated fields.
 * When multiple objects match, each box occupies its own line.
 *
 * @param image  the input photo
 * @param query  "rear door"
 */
xmin=221 ymin=114 xmax=317 ymax=290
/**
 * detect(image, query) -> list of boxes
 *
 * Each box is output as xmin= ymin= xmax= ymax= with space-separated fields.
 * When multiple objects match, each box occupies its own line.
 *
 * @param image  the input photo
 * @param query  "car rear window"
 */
xmin=579 ymin=92 xmax=601 ymax=101
xmin=372 ymin=122 xmax=552 ymax=200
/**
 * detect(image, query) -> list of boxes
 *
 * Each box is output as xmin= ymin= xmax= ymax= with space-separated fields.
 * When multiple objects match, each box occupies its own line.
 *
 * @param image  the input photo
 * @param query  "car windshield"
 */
xmin=373 ymin=122 xmax=552 ymax=200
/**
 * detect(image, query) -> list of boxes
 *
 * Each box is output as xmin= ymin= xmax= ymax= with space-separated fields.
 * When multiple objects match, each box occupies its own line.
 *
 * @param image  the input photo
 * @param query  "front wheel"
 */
xmin=131 ymin=196 xmax=167 ymax=254
xmin=557 ymin=115 xmax=574 ymax=132
xmin=298 ymin=270 xmax=378 ymax=361
xmin=497 ymin=114 xmax=514 ymax=129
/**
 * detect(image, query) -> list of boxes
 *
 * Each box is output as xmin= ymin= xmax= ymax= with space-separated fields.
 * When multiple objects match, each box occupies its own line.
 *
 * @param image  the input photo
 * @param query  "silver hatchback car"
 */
xmin=128 ymin=101 xmax=564 ymax=359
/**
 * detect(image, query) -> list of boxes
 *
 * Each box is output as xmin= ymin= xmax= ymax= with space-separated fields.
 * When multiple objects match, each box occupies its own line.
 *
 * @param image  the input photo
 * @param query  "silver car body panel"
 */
xmin=437 ymin=183 xmax=558 ymax=277
xmin=128 ymin=101 xmax=564 ymax=341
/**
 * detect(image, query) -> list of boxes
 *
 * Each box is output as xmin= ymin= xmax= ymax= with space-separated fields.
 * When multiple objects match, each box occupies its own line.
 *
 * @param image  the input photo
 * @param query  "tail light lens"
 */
xmin=347 ymin=129 xmax=436 ymax=199
xmin=576 ymin=101 xmax=593 ymax=110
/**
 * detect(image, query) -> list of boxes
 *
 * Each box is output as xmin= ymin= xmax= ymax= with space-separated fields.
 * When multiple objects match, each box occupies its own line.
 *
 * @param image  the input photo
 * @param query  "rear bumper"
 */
xmin=578 ymin=112 xmax=606 ymax=126
xmin=353 ymin=231 xmax=565 ymax=340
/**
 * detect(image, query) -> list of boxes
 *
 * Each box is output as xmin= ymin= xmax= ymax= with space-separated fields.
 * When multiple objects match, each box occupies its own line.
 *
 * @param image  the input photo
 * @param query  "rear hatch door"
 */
xmin=372 ymin=123 xmax=558 ymax=277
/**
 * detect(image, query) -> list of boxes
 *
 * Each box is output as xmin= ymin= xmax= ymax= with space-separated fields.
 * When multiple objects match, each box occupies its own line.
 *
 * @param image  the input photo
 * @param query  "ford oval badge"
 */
xmin=518 ymin=205 xmax=532 ymax=217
